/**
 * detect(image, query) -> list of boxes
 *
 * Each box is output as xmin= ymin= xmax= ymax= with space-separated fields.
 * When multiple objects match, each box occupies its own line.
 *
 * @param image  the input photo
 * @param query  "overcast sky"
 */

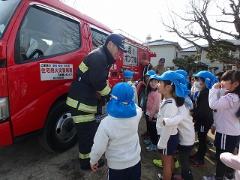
xmin=62 ymin=0 xmax=236 ymax=47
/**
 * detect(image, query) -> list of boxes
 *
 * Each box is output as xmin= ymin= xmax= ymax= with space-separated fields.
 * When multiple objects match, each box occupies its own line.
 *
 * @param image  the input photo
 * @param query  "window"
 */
xmin=90 ymin=28 xmax=108 ymax=49
xmin=0 ymin=0 xmax=21 ymax=38
xmin=16 ymin=6 xmax=81 ymax=63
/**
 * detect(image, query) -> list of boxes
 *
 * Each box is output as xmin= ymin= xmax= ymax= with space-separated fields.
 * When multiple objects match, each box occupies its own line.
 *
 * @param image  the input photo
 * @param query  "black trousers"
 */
xmin=196 ymin=131 xmax=208 ymax=161
xmin=178 ymin=145 xmax=194 ymax=180
xmin=108 ymin=161 xmax=141 ymax=180
xmin=146 ymin=116 xmax=158 ymax=145
xmin=75 ymin=120 xmax=98 ymax=169
xmin=144 ymin=114 xmax=151 ymax=136
xmin=214 ymin=133 xmax=240 ymax=179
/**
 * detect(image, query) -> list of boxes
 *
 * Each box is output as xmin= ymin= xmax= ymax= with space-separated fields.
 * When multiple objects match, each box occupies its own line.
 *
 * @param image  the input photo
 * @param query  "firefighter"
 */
xmin=66 ymin=33 xmax=126 ymax=170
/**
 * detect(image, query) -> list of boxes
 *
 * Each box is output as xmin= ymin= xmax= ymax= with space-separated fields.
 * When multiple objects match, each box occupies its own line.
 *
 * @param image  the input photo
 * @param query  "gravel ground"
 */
xmin=0 ymin=118 xmax=215 ymax=180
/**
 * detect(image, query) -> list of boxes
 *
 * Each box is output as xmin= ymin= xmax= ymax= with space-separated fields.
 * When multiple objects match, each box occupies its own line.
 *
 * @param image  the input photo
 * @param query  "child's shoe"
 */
xmin=192 ymin=159 xmax=205 ymax=167
xmin=175 ymin=160 xmax=180 ymax=169
xmin=143 ymin=139 xmax=152 ymax=145
xmin=153 ymin=159 xmax=163 ymax=168
xmin=156 ymin=172 xmax=163 ymax=180
xmin=202 ymin=175 xmax=216 ymax=180
xmin=153 ymin=159 xmax=180 ymax=168
xmin=146 ymin=143 xmax=157 ymax=151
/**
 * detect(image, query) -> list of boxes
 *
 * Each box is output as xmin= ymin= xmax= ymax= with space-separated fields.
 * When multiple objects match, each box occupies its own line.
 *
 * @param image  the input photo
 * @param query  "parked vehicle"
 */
xmin=0 ymin=0 xmax=154 ymax=152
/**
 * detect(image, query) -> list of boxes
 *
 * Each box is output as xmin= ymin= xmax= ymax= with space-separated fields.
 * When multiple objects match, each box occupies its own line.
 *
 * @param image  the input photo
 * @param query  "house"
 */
xmin=200 ymin=39 xmax=240 ymax=73
xmin=179 ymin=46 xmax=197 ymax=58
xmin=146 ymin=39 xmax=181 ymax=69
xmin=200 ymin=47 xmax=224 ymax=73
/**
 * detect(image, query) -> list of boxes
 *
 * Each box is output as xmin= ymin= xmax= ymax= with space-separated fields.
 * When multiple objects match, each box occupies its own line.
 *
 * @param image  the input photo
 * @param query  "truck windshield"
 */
xmin=0 ymin=0 xmax=20 ymax=38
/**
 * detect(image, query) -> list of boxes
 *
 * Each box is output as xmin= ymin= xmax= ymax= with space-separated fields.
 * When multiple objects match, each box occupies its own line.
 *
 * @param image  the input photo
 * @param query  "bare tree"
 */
xmin=163 ymin=0 xmax=240 ymax=64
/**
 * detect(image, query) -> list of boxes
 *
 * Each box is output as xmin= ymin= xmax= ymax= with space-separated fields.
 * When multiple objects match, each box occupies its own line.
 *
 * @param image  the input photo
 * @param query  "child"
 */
xmin=156 ymin=70 xmax=189 ymax=180
xmin=137 ymin=70 xmax=156 ymax=139
xmin=90 ymin=82 xmax=142 ymax=180
xmin=153 ymin=70 xmax=193 ymax=171
xmin=165 ymin=104 xmax=195 ymax=180
xmin=137 ymin=69 xmax=156 ymax=108
xmin=145 ymin=74 xmax=161 ymax=151
xmin=123 ymin=69 xmax=138 ymax=104
xmin=192 ymin=71 xmax=218 ymax=166
xmin=203 ymin=70 xmax=240 ymax=180
xmin=162 ymin=98 xmax=195 ymax=179
xmin=167 ymin=69 xmax=195 ymax=180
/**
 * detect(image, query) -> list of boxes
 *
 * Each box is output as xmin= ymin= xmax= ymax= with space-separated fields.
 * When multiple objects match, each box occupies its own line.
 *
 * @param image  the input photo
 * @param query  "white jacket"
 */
xmin=156 ymin=98 xmax=178 ymax=149
xmin=90 ymin=106 xmax=142 ymax=170
xmin=209 ymin=88 xmax=240 ymax=136
xmin=163 ymin=105 xmax=195 ymax=146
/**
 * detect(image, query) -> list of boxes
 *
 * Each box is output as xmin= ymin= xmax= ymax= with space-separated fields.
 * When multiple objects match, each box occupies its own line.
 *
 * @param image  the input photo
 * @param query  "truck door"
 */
xmin=6 ymin=3 xmax=85 ymax=139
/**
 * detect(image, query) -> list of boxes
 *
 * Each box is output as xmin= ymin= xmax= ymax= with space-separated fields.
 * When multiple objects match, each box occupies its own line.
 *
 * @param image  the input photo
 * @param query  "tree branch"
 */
xmin=217 ymin=20 xmax=234 ymax=23
xmin=163 ymin=21 xmax=204 ymax=49
xmin=210 ymin=25 xmax=239 ymax=38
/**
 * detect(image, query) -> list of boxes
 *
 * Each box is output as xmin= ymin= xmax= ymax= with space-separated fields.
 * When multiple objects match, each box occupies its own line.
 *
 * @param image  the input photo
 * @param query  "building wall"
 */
xmin=200 ymin=50 xmax=223 ymax=73
xmin=149 ymin=45 xmax=178 ymax=68
xmin=179 ymin=51 xmax=197 ymax=58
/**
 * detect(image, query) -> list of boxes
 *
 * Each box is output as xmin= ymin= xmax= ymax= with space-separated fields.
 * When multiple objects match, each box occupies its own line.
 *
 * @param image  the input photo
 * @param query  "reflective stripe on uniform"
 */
xmin=72 ymin=114 xmax=95 ymax=123
xmin=66 ymin=97 xmax=78 ymax=108
xmin=98 ymin=84 xmax=111 ymax=96
xmin=78 ymin=103 xmax=97 ymax=113
xmin=79 ymin=152 xmax=90 ymax=159
xmin=79 ymin=62 xmax=88 ymax=73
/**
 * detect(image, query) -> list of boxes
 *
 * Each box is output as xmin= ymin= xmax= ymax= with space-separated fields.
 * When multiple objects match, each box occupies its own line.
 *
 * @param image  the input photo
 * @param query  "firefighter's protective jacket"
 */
xmin=67 ymin=46 xmax=114 ymax=117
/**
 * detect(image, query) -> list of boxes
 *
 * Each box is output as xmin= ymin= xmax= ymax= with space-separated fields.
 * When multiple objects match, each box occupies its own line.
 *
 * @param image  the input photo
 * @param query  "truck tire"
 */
xmin=39 ymin=100 xmax=77 ymax=152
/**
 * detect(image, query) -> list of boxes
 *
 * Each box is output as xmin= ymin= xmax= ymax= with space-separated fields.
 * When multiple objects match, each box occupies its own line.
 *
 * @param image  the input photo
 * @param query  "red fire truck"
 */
xmin=0 ymin=0 xmax=155 ymax=152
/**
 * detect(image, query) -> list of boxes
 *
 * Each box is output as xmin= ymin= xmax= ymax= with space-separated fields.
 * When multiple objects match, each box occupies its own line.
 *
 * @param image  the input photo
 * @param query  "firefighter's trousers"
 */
xmin=67 ymin=96 xmax=105 ymax=169
xmin=71 ymin=109 xmax=98 ymax=169
xmin=75 ymin=120 xmax=98 ymax=169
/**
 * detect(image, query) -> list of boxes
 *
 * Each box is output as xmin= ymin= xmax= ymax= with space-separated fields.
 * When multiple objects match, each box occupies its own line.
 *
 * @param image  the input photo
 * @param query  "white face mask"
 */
xmin=219 ymin=88 xmax=228 ymax=96
xmin=194 ymin=81 xmax=201 ymax=90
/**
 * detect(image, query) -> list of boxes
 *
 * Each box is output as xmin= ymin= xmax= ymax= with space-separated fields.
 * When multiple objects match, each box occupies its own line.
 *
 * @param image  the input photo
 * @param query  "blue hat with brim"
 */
xmin=194 ymin=71 xmax=218 ymax=89
xmin=175 ymin=69 xmax=189 ymax=85
xmin=145 ymin=70 xmax=156 ymax=76
xmin=123 ymin=70 xmax=134 ymax=79
xmin=157 ymin=70 xmax=189 ymax=98
xmin=175 ymin=69 xmax=188 ymax=78
xmin=107 ymin=82 xmax=136 ymax=118
xmin=149 ymin=74 xmax=159 ymax=81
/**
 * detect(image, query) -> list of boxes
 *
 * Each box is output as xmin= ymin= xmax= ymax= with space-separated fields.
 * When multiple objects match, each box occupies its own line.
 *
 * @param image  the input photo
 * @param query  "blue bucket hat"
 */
xmin=157 ymin=70 xmax=189 ymax=98
xmin=145 ymin=70 xmax=156 ymax=76
xmin=194 ymin=71 xmax=218 ymax=89
xmin=123 ymin=70 xmax=134 ymax=79
xmin=107 ymin=82 xmax=136 ymax=118
xmin=175 ymin=69 xmax=189 ymax=85
xmin=175 ymin=69 xmax=188 ymax=79
xmin=149 ymin=74 xmax=159 ymax=81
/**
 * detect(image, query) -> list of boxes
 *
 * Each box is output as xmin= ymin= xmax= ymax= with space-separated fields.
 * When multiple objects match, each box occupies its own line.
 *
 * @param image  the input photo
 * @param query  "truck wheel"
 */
xmin=39 ymin=100 xmax=77 ymax=152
